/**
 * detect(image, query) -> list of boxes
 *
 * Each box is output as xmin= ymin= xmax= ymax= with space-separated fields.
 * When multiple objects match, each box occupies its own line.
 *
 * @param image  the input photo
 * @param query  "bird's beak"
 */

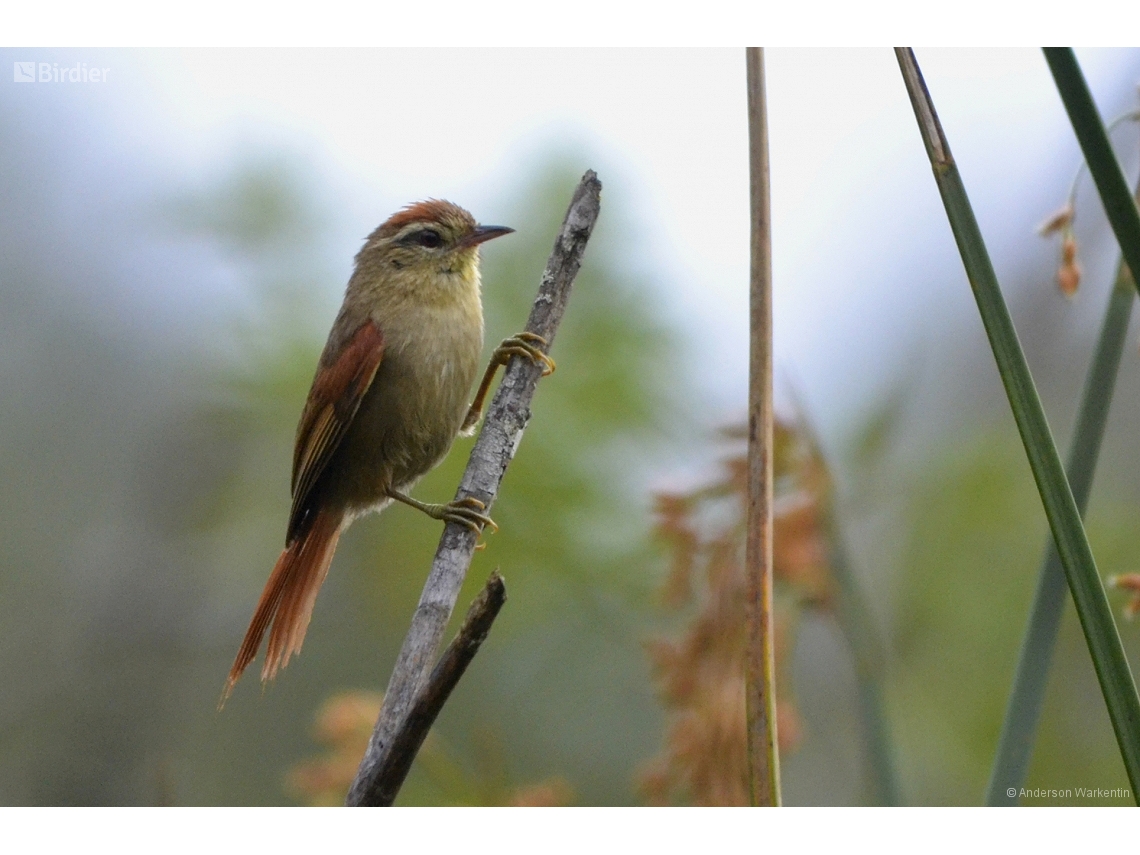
xmin=457 ymin=225 xmax=515 ymax=249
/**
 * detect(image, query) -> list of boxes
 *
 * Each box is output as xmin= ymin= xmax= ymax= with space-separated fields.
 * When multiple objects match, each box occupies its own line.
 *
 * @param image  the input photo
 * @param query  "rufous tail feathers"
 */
xmin=220 ymin=509 xmax=343 ymax=707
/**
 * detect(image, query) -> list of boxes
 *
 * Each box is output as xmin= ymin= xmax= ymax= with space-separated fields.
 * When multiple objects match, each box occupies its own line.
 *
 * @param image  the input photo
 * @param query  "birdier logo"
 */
xmin=13 ymin=61 xmax=109 ymax=83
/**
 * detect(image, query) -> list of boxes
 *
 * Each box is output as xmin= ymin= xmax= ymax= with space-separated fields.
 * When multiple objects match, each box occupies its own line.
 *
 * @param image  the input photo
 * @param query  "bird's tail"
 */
xmin=220 ymin=509 xmax=344 ymax=707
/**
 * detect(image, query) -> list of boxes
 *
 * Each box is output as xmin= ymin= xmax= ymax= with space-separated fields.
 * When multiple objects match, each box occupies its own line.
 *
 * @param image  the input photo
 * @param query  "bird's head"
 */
xmin=356 ymin=200 xmax=513 ymax=287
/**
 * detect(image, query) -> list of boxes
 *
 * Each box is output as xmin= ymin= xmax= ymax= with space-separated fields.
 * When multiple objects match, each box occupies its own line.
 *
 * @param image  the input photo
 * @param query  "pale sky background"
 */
xmin=9 ymin=46 xmax=1140 ymax=438
xmin=118 ymin=48 xmax=1140 ymax=427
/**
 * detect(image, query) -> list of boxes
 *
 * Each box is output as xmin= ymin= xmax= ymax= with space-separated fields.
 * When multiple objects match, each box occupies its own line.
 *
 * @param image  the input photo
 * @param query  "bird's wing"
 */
xmin=287 ymin=320 xmax=385 ymax=542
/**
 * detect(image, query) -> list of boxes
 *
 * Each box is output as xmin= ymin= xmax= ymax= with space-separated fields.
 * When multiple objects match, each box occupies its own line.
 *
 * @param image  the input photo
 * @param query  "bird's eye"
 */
xmin=411 ymin=229 xmax=443 ymax=248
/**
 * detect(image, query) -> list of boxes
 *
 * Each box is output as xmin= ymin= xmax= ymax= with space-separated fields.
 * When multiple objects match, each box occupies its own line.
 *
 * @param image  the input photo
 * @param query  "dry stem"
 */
xmin=744 ymin=47 xmax=781 ymax=806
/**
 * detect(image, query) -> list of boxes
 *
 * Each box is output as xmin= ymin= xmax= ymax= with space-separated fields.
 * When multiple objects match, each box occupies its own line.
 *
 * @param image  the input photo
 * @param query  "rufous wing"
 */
xmin=287 ymin=319 xmax=385 ymax=542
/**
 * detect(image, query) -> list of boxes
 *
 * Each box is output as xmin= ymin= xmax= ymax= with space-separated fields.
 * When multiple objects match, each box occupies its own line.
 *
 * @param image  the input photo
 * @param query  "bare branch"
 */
xmin=362 ymin=571 xmax=508 ymax=806
xmin=346 ymin=171 xmax=602 ymax=807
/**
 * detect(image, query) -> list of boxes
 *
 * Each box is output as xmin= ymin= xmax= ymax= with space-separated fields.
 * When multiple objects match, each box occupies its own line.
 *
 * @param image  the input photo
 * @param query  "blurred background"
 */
xmin=2 ymin=47 xmax=1140 ymax=806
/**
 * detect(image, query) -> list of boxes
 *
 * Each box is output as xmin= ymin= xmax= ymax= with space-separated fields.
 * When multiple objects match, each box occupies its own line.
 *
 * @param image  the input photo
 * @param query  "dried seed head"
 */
xmin=507 ymin=778 xmax=574 ymax=806
xmin=1109 ymin=574 xmax=1140 ymax=620
xmin=1057 ymin=261 xmax=1081 ymax=297
xmin=286 ymin=691 xmax=383 ymax=806
xmin=1057 ymin=235 xmax=1081 ymax=297
xmin=1062 ymin=234 xmax=1077 ymax=265
xmin=773 ymin=493 xmax=833 ymax=607
xmin=1038 ymin=203 xmax=1075 ymax=237
xmin=641 ymin=416 xmax=836 ymax=804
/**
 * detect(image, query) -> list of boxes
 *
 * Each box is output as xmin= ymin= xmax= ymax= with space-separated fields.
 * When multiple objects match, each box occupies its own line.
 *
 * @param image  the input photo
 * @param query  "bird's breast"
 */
xmin=329 ymin=298 xmax=483 ymax=510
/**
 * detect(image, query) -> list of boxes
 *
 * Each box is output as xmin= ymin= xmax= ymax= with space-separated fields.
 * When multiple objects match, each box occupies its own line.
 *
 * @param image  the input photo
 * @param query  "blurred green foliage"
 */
xmin=891 ymin=433 xmax=1140 ymax=804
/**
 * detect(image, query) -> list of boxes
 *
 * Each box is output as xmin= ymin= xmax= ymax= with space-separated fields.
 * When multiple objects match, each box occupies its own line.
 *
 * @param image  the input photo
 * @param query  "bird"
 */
xmin=221 ymin=199 xmax=553 ymax=705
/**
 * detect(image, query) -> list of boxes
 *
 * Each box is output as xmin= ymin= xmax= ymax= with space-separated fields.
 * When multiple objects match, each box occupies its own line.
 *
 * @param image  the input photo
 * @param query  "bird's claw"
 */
xmin=461 ymin=332 xmax=555 ymax=435
xmin=494 ymin=332 xmax=555 ymax=376
xmin=440 ymin=496 xmax=499 ymax=536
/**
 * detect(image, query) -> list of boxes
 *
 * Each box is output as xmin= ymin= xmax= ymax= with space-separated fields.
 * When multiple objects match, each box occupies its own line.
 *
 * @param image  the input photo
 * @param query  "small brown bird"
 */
xmin=222 ymin=199 xmax=552 ymax=703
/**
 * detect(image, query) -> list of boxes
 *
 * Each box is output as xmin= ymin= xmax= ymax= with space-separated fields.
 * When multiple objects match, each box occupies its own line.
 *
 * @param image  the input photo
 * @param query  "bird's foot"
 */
xmin=461 ymin=332 xmax=555 ymax=434
xmin=434 ymin=496 xmax=499 ymax=535
xmin=494 ymin=331 xmax=556 ymax=377
xmin=388 ymin=490 xmax=498 ymax=536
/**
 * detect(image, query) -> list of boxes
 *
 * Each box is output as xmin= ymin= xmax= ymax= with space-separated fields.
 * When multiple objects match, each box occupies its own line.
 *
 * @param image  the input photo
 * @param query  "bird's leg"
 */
xmin=387 ymin=489 xmax=498 ymax=535
xmin=461 ymin=332 xmax=556 ymax=433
